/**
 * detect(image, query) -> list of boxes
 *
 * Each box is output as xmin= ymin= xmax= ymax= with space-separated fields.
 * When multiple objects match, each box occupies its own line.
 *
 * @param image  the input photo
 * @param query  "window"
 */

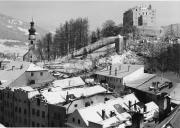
xmin=74 ymin=104 xmax=77 ymax=107
xmin=40 ymin=72 xmax=43 ymax=76
xmin=24 ymin=109 xmax=27 ymax=115
xmin=32 ymin=108 xmax=35 ymax=115
xmin=51 ymin=122 xmax=54 ymax=127
xmin=31 ymin=72 xmax=34 ymax=77
xmin=41 ymin=124 xmax=45 ymax=127
xmin=78 ymin=119 xmax=80 ymax=124
xmin=19 ymin=117 xmax=21 ymax=123
xmin=85 ymin=102 xmax=90 ymax=107
xmin=37 ymin=98 xmax=40 ymax=106
xmin=37 ymin=110 xmax=40 ymax=117
xmin=19 ymin=107 xmax=21 ymax=113
xmin=24 ymin=118 xmax=27 ymax=125
xmin=15 ymin=106 xmax=18 ymax=112
xmin=42 ymin=111 xmax=45 ymax=118
xmin=30 ymin=80 xmax=35 ymax=84
xmin=32 ymin=121 xmax=35 ymax=127
xmin=72 ymin=118 xmax=75 ymax=122
xmin=37 ymin=123 xmax=40 ymax=127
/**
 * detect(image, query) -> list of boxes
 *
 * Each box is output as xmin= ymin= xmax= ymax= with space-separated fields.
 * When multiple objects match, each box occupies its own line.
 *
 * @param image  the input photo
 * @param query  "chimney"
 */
xmin=128 ymin=65 xmax=130 ymax=72
xmin=128 ymin=101 xmax=132 ymax=110
xmin=66 ymin=91 xmax=69 ymax=103
xmin=102 ymin=109 xmax=105 ymax=120
xmin=144 ymin=105 xmax=147 ymax=113
xmin=110 ymin=111 xmax=116 ymax=117
xmin=20 ymin=64 xmax=23 ymax=69
xmin=115 ymin=68 xmax=117 ymax=76
xmin=134 ymin=100 xmax=137 ymax=111
xmin=12 ymin=66 xmax=15 ymax=70
xmin=119 ymin=65 xmax=121 ymax=70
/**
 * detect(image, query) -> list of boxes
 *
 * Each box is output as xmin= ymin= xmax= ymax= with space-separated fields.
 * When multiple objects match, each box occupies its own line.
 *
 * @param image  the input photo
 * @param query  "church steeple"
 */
xmin=28 ymin=19 xmax=36 ymax=41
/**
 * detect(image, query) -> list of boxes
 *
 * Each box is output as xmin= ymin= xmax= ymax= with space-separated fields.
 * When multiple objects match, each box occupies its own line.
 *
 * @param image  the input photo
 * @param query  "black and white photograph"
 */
xmin=0 ymin=0 xmax=180 ymax=127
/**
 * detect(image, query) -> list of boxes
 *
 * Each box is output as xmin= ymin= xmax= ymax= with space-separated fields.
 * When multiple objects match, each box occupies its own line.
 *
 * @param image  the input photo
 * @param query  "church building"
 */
xmin=23 ymin=20 xmax=42 ymax=63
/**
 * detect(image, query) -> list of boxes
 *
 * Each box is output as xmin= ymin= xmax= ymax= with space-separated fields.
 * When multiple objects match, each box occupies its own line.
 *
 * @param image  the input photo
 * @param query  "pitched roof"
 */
xmin=0 ymin=61 xmax=30 ymax=88
xmin=123 ymin=93 xmax=140 ymax=107
xmin=77 ymin=97 xmax=128 ymax=126
xmin=145 ymin=101 xmax=159 ymax=112
xmin=74 ymin=93 xmax=138 ymax=126
xmin=52 ymin=76 xmax=85 ymax=89
xmin=0 ymin=61 xmax=50 ymax=89
xmin=95 ymin=64 xmax=144 ymax=78
xmin=41 ymin=85 xmax=108 ymax=104
xmin=125 ymin=73 xmax=156 ymax=88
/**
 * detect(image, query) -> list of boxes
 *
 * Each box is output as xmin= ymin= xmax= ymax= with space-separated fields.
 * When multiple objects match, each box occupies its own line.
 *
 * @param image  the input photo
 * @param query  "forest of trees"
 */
xmin=38 ymin=17 xmax=89 ymax=60
xmin=37 ymin=18 xmax=142 ymax=61
xmin=145 ymin=42 xmax=180 ymax=76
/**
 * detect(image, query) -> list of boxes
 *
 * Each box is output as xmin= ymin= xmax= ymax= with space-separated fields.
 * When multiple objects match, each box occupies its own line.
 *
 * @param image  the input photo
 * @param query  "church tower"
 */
xmin=23 ymin=20 xmax=41 ymax=63
xmin=29 ymin=20 xmax=36 ymax=45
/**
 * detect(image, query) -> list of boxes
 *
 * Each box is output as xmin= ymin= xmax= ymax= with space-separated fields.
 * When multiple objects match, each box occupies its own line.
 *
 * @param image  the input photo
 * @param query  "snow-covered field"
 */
xmin=0 ymin=39 xmax=28 ymax=56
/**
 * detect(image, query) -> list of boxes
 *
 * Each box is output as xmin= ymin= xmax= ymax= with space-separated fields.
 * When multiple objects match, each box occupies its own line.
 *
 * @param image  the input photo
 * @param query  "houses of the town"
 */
xmin=94 ymin=64 xmax=144 ymax=94
xmin=67 ymin=93 xmax=159 ymax=128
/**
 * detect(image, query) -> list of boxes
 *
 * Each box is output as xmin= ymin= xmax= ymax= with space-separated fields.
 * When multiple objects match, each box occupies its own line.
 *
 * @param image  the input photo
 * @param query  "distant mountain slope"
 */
xmin=0 ymin=13 xmax=48 ymax=42
xmin=0 ymin=13 xmax=48 ymax=56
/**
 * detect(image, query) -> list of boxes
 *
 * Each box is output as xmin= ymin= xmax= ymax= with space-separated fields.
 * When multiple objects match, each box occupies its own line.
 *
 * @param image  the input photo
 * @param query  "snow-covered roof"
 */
xmin=0 ymin=61 xmax=50 ymax=89
xmin=12 ymin=86 xmax=34 ymax=92
xmin=0 ymin=61 xmax=30 ymax=88
xmin=145 ymin=101 xmax=159 ymax=112
xmin=97 ymin=113 xmax=131 ymax=128
xmin=28 ymin=90 xmax=40 ymax=99
xmin=125 ymin=73 xmax=156 ymax=88
xmin=123 ymin=93 xmax=140 ymax=107
xmin=95 ymin=64 xmax=144 ymax=78
xmin=52 ymin=76 xmax=85 ymax=89
xmin=75 ymin=97 xmax=129 ymax=126
xmin=42 ymin=85 xmax=107 ymax=104
xmin=26 ymin=63 xmax=47 ymax=71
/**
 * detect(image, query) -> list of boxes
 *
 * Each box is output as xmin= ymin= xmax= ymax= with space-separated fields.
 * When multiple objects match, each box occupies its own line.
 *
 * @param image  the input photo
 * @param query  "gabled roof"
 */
xmin=74 ymin=94 xmax=139 ymax=126
xmin=52 ymin=76 xmax=85 ymax=89
xmin=0 ymin=61 xmax=30 ymax=88
xmin=123 ymin=93 xmax=140 ymax=107
xmin=145 ymin=101 xmax=159 ymax=112
xmin=0 ymin=61 xmax=50 ymax=89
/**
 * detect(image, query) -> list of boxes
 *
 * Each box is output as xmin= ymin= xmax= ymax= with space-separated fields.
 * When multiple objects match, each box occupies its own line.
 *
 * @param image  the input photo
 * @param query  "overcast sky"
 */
xmin=0 ymin=1 xmax=180 ymax=32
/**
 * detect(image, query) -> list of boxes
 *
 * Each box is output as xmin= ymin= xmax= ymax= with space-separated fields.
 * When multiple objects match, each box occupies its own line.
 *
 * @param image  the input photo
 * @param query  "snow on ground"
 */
xmin=0 ymin=43 xmax=27 ymax=56
xmin=17 ymin=27 xmax=29 ymax=35
xmin=110 ymin=51 xmax=143 ymax=65
xmin=0 ymin=39 xmax=27 ymax=56
xmin=0 ymin=39 xmax=21 ymax=43
xmin=6 ymin=25 xmax=13 ymax=28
